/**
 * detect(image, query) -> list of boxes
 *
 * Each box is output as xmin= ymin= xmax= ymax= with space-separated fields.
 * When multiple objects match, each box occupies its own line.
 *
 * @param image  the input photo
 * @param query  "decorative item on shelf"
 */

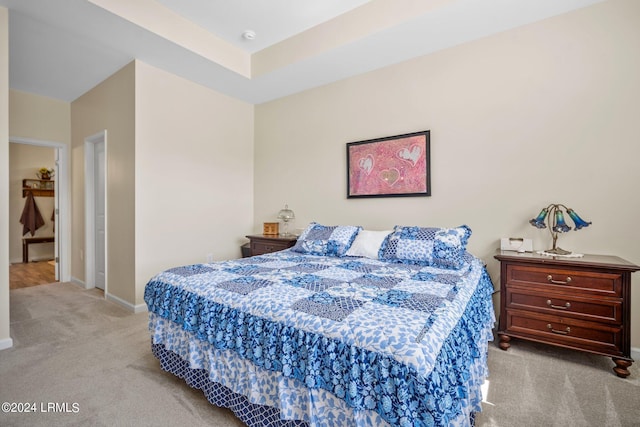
xmin=263 ymin=222 xmax=279 ymax=236
xmin=529 ymin=203 xmax=591 ymax=255
xmin=22 ymin=179 xmax=55 ymax=197
xmin=37 ymin=167 xmax=54 ymax=180
xmin=277 ymin=204 xmax=295 ymax=236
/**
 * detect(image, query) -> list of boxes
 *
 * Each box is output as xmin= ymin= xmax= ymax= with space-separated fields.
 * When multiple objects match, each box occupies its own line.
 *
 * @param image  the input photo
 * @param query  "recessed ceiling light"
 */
xmin=242 ymin=30 xmax=256 ymax=41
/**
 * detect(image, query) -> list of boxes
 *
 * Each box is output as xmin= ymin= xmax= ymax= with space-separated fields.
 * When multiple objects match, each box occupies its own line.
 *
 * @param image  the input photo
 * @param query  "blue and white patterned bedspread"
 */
xmin=144 ymin=250 xmax=495 ymax=427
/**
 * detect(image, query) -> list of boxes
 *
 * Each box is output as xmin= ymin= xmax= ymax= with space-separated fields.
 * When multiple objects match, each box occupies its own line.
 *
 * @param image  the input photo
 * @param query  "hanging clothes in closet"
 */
xmin=20 ymin=191 xmax=45 ymax=236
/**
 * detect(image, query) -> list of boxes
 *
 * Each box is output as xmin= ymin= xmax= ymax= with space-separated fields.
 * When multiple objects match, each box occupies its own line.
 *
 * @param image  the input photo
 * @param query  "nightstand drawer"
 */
xmin=505 ymin=310 xmax=623 ymax=355
xmin=251 ymin=241 xmax=286 ymax=255
xmin=506 ymin=264 xmax=622 ymax=297
xmin=505 ymin=288 xmax=622 ymax=324
xmin=246 ymin=235 xmax=297 ymax=257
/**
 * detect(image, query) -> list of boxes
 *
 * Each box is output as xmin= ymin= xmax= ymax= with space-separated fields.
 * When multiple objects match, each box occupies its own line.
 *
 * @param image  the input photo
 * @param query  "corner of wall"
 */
xmin=0 ymin=7 xmax=12 ymax=350
xmin=0 ymin=337 xmax=13 ymax=351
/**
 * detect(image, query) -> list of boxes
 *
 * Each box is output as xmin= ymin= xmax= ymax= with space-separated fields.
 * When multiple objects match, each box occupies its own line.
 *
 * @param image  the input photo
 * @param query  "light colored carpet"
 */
xmin=477 ymin=336 xmax=640 ymax=426
xmin=1 ymin=282 xmax=638 ymax=426
xmin=1 ymin=282 xmax=244 ymax=427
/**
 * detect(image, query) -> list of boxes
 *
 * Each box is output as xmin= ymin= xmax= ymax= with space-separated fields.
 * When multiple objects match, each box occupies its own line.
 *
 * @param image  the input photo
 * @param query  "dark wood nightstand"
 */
xmin=245 ymin=235 xmax=297 ymax=257
xmin=494 ymin=251 xmax=639 ymax=377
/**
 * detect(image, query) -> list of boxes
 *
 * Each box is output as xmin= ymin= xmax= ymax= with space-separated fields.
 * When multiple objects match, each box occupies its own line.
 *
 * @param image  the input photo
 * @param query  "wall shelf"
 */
xmin=23 ymin=179 xmax=55 ymax=197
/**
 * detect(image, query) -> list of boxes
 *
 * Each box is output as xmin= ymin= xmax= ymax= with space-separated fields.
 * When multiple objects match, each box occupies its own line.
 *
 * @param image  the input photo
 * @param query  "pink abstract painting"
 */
xmin=347 ymin=131 xmax=430 ymax=198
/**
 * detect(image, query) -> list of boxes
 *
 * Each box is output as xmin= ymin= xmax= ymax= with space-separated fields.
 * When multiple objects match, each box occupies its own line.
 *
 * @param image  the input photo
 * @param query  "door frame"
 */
xmin=84 ymin=130 xmax=108 ymax=294
xmin=9 ymin=136 xmax=70 ymax=283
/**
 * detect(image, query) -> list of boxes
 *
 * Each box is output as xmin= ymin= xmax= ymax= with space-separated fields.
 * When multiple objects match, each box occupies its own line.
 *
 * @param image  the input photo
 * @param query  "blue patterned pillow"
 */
xmin=378 ymin=225 xmax=472 ymax=269
xmin=291 ymin=222 xmax=362 ymax=257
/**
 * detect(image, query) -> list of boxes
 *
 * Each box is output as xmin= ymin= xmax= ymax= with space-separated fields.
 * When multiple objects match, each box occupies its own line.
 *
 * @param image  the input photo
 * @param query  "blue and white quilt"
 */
xmin=144 ymin=249 xmax=495 ymax=427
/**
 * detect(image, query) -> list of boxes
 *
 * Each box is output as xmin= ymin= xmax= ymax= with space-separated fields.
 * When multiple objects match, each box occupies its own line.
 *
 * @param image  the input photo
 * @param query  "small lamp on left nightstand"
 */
xmin=277 ymin=204 xmax=295 ymax=236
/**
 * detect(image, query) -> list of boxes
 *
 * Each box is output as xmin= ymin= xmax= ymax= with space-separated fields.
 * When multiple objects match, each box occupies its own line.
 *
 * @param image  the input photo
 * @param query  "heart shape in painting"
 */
xmin=379 ymin=168 xmax=400 ymax=186
xmin=397 ymin=145 xmax=422 ymax=166
xmin=358 ymin=155 xmax=374 ymax=175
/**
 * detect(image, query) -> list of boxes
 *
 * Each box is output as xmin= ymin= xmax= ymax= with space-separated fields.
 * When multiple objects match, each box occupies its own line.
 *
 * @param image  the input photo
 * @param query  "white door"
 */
xmin=94 ymin=141 xmax=106 ymax=290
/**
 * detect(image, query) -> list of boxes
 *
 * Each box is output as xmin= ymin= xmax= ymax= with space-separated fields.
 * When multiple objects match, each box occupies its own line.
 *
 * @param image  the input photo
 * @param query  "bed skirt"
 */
xmin=152 ymin=343 xmax=477 ymax=427
xmin=153 ymin=343 xmax=307 ymax=426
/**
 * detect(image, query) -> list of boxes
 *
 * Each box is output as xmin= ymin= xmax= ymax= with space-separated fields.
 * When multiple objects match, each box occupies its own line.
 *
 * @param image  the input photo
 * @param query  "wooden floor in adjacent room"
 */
xmin=10 ymin=261 xmax=56 ymax=290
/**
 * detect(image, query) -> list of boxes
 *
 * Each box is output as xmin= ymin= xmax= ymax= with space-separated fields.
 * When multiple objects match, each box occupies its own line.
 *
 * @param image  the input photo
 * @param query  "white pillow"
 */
xmin=345 ymin=230 xmax=392 ymax=259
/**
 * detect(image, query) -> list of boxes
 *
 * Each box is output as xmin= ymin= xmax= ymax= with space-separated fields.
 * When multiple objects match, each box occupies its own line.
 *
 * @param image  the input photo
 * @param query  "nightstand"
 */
xmin=495 ymin=251 xmax=639 ymax=378
xmin=245 ymin=235 xmax=297 ymax=257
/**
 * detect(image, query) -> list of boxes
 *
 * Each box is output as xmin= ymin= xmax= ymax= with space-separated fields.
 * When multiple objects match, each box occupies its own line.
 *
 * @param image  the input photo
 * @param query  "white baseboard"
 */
xmin=631 ymin=347 xmax=640 ymax=361
xmin=0 ymin=337 xmax=14 ymax=351
xmin=69 ymin=277 xmax=147 ymax=313
xmin=70 ymin=276 xmax=85 ymax=288
xmin=133 ymin=303 xmax=148 ymax=314
xmin=106 ymin=292 xmax=148 ymax=314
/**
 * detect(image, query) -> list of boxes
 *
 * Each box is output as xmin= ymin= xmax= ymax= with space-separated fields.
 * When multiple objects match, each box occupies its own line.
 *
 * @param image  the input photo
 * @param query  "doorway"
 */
xmin=84 ymin=131 xmax=107 ymax=292
xmin=8 ymin=137 xmax=70 ymax=285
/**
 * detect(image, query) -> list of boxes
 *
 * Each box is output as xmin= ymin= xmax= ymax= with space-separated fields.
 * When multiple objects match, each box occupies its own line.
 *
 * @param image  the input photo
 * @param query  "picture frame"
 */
xmin=347 ymin=130 xmax=430 ymax=198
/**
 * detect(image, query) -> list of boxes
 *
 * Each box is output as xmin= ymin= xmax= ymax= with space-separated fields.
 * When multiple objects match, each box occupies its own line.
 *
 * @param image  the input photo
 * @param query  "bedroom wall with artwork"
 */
xmin=254 ymin=0 xmax=640 ymax=347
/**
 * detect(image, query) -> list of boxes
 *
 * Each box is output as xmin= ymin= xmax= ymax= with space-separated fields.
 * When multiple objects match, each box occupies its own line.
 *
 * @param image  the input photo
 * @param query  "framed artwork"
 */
xmin=347 ymin=130 xmax=430 ymax=198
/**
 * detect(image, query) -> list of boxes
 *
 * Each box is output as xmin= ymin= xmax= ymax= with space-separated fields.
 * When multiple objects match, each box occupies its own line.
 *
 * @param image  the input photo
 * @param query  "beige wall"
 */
xmin=71 ymin=62 xmax=136 ymax=304
xmin=9 ymin=90 xmax=71 ymax=143
xmin=255 ymin=0 xmax=640 ymax=346
xmin=0 ymin=7 xmax=11 ymax=349
xmin=134 ymin=61 xmax=254 ymax=305
xmin=8 ymin=144 xmax=56 ymax=263
xmin=70 ymin=60 xmax=254 ymax=308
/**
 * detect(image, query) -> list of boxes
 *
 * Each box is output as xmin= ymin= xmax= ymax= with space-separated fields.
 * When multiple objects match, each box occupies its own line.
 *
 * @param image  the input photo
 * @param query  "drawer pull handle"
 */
xmin=547 ymin=324 xmax=570 ymax=335
xmin=547 ymin=275 xmax=572 ymax=285
xmin=546 ymin=300 xmax=571 ymax=310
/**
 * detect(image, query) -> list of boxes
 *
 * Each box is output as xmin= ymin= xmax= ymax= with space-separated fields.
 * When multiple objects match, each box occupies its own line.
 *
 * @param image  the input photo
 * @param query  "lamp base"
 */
xmin=544 ymin=247 xmax=572 ymax=255
xmin=280 ymin=220 xmax=291 ymax=237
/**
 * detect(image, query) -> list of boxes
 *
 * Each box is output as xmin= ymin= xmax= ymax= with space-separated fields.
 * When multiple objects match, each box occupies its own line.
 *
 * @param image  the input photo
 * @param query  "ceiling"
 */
xmin=0 ymin=0 xmax=604 ymax=104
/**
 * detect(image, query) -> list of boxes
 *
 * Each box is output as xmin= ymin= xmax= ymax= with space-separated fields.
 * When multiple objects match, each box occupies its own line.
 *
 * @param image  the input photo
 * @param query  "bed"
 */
xmin=144 ymin=223 xmax=495 ymax=427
